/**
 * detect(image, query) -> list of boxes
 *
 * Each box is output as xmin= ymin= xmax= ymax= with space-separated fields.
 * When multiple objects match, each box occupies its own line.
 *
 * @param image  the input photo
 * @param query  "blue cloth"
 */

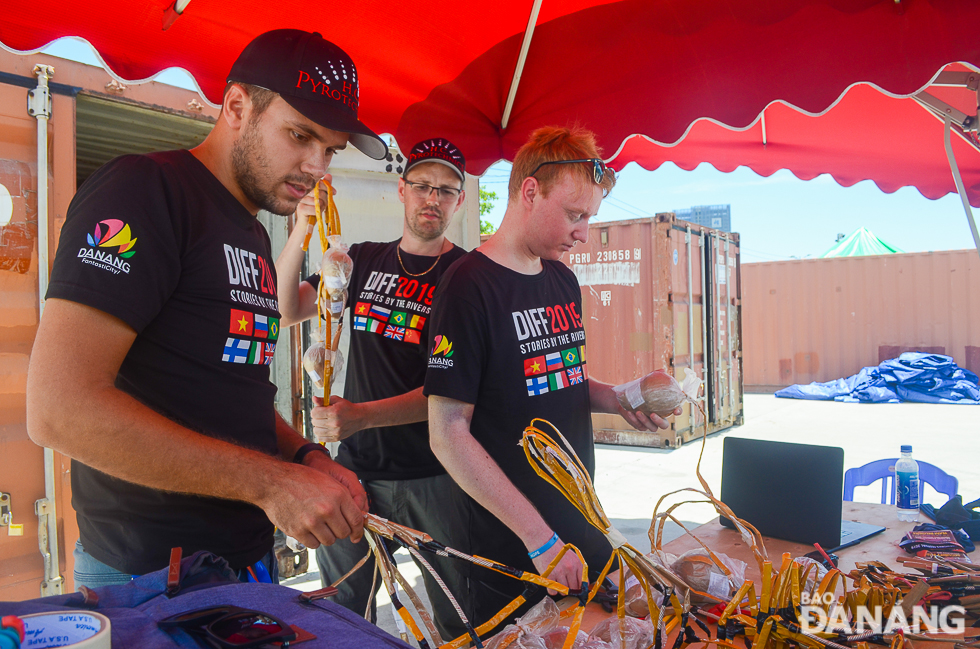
xmin=775 ymin=353 xmax=980 ymax=404
xmin=0 ymin=551 xmax=409 ymax=649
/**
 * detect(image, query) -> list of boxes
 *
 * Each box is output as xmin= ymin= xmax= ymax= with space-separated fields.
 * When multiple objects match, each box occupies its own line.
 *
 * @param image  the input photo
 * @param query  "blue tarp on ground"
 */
xmin=775 ymin=353 xmax=980 ymax=404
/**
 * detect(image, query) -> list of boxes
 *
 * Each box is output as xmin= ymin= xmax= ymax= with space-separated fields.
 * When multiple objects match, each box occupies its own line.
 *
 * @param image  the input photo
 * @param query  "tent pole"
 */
xmin=942 ymin=115 xmax=980 ymax=260
xmin=500 ymin=0 xmax=543 ymax=130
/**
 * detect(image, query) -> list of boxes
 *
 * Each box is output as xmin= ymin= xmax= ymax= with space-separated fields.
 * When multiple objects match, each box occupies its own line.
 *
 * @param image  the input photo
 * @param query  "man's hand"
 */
xmin=304 ymin=449 xmax=369 ymax=512
xmin=616 ymin=405 xmax=683 ymax=432
xmin=295 ymin=175 xmax=335 ymax=222
xmin=529 ymin=534 xmax=584 ymax=594
xmin=311 ymin=395 xmax=366 ymax=443
xmin=257 ymin=462 xmax=365 ymax=549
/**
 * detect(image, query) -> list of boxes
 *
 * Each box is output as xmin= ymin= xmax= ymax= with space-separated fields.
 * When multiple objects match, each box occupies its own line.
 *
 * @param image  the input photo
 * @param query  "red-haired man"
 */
xmin=424 ymin=126 xmax=679 ymax=628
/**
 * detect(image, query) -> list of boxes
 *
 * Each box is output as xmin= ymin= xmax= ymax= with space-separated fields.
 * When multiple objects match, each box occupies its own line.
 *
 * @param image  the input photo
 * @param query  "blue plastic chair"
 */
xmin=843 ymin=458 xmax=958 ymax=504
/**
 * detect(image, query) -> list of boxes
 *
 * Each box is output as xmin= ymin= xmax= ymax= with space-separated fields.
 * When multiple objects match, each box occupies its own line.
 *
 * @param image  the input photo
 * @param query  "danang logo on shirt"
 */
xmin=428 ymin=335 xmax=454 ymax=369
xmin=77 ymin=219 xmax=137 ymax=274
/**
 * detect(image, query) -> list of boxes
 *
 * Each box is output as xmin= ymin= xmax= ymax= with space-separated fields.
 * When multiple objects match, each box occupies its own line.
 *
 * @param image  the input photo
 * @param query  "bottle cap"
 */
xmin=901 ymin=444 xmax=912 ymax=453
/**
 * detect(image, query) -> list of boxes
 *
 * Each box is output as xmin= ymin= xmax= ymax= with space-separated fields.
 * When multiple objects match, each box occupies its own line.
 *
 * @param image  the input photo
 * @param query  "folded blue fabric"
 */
xmin=776 ymin=353 xmax=980 ymax=404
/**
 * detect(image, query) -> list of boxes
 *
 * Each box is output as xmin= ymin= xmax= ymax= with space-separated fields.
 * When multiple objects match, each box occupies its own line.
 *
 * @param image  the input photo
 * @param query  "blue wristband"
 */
xmin=527 ymin=532 xmax=560 ymax=559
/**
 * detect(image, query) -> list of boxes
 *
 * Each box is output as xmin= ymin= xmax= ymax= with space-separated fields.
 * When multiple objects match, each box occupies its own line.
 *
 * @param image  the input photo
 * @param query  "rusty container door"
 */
xmin=0 ymin=75 xmax=77 ymax=598
xmin=563 ymin=213 xmax=742 ymax=448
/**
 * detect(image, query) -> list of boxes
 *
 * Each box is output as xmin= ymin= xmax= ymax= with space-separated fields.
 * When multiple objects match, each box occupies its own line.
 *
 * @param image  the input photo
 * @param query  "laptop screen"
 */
xmin=719 ymin=437 xmax=845 ymax=548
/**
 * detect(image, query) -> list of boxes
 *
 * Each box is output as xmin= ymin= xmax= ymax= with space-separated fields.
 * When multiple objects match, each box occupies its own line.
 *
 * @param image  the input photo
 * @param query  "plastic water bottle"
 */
xmin=895 ymin=445 xmax=920 ymax=522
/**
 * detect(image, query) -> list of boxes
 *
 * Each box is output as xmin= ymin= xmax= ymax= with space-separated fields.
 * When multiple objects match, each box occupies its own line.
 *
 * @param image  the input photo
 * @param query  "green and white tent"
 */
xmin=819 ymin=227 xmax=904 ymax=258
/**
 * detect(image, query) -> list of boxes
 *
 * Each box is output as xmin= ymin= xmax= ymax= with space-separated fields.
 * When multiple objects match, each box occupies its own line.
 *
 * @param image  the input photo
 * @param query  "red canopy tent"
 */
xmin=2 ymin=0 xmax=980 ymax=250
xmin=607 ymin=67 xmax=980 ymax=206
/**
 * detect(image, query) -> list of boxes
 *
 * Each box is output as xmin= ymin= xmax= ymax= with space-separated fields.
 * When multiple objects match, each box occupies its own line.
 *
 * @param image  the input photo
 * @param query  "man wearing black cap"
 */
xmin=276 ymin=138 xmax=470 ymax=637
xmin=27 ymin=29 xmax=386 ymax=588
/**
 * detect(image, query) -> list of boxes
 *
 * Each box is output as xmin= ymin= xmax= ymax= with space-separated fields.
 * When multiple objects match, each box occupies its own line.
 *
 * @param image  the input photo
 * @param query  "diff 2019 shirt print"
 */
xmin=305 ymin=241 xmax=465 ymax=480
xmin=47 ymin=150 xmax=280 ymax=574
xmin=423 ymin=251 xmax=611 ymax=577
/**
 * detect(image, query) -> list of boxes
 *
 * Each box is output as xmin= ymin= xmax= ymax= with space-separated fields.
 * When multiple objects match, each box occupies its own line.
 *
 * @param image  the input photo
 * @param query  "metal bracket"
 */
xmin=0 ymin=492 xmax=10 ymax=526
xmin=35 ymin=497 xmax=64 ymax=595
xmin=28 ymin=64 xmax=54 ymax=119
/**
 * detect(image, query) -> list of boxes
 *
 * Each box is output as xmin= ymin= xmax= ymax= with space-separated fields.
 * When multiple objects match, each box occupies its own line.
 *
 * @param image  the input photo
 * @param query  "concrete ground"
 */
xmin=283 ymin=393 xmax=980 ymax=641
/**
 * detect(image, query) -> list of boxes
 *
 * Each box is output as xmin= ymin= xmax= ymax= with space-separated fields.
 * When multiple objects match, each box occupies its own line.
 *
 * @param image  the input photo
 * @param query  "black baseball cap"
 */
xmin=228 ymin=29 xmax=387 ymax=160
xmin=403 ymin=138 xmax=466 ymax=182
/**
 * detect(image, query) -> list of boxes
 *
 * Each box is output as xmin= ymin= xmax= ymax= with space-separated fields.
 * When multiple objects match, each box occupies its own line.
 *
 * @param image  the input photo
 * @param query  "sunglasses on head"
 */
xmin=530 ymin=158 xmax=609 ymax=185
xmin=159 ymin=605 xmax=296 ymax=648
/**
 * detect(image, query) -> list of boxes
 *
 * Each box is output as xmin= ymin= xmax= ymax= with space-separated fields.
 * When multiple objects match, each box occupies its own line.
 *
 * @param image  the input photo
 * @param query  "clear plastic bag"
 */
xmin=486 ymin=597 xmax=561 ymax=649
xmin=670 ymin=549 xmax=746 ymax=604
xmin=542 ymin=627 xmax=589 ymax=649
xmin=613 ymin=368 xmax=701 ymax=417
xmin=588 ymin=616 xmax=655 ymax=649
xmin=302 ymin=342 xmax=344 ymax=391
xmin=319 ymin=236 xmax=353 ymax=302
xmin=622 ymin=551 xmax=675 ymax=617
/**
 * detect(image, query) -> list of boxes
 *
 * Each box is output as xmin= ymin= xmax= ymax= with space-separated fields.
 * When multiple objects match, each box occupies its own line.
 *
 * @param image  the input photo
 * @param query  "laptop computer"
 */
xmin=718 ymin=437 xmax=885 ymax=551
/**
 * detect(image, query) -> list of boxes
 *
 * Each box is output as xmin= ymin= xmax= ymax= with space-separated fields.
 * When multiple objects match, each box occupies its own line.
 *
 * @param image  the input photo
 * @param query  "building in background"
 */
xmin=674 ymin=204 xmax=731 ymax=232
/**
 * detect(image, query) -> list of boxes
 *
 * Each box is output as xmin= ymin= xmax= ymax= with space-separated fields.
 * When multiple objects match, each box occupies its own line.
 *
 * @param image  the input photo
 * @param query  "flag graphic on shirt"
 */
xmin=404 ymin=329 xmax=421 ymax=345
xmin=580 ymin=344 xmax=587 ymax=363
xmin=383 ymin=325 xmax=406 ymax=341
xmin=268 ymin=318 xmax=279 ymax=341
xmin=409 ymin=314 xmax=426 ymax=330
xmin=562 ymin=347 xmax=580 ymax=367
xmin=390 ymin=311 xmax=408 ymax=326
xmin=367 ymin=318 xmax=384 ymax=334
xmin=567 ymin=366 xmax=585 ymax=384
xmin=230 ymin=309 xmax=253 ymax=336
xmin=254 ymin=314 xmax=269 ymax=338
xmin=582 ymin=364 xmax=589 ymax=381
xmin=524 ymin=356 xmax=546 ymax=376
xmin=354 ymin=302 xmax=371 ymax=317
xmin=369 ymin=305 xmax=391 ymax=321
xmin=221 ymin=337 xmax=251 ymax=363
xmin=247 ymin=341 xmax=275 ymax=365
xmin=545 ymin=352 xmax=563 ymax=371
xmin=548 ymin=371 xmax=569 ymax=391
xmin=353 ymin=316 xmax=369 ymax=331
xmin=526 ymin=376 xmax=550 ymax=396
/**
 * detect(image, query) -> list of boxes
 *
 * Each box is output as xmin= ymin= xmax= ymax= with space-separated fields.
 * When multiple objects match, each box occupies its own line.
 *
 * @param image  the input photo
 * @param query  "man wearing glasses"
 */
xmin=423 ymin=126 xmax=675 ymax=629
xmin=276 ymin=138 xmax=470 ymax=637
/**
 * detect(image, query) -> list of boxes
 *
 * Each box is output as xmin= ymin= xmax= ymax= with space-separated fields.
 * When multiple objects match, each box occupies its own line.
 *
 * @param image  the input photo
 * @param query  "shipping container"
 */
xmin=0 ymin=47 xmax=480 ymax=599
xmin=560 ymin=213 xmax=743 ymax=448
xmin=741 ymin=250 xmax=980 ymax=391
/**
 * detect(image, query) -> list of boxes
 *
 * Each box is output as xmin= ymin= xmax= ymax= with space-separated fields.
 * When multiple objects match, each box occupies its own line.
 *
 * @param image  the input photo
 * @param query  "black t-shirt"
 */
xmin=306 ymin=241 xmax=466 ymax=480
xmin=423 ymin=251 xmax=611 ymax=578
xmin=46 ymin=150 xmax=280 ymax=575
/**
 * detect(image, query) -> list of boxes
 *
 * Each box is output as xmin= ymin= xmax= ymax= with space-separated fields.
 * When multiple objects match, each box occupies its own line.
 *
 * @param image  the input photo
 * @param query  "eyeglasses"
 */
xmin=530 ymin=158 xmax=609 ymax=185
xmin=159 ymin=605 xmax=296 ymax=648
xmin=404 ymin=180 xmax=462 ymax=202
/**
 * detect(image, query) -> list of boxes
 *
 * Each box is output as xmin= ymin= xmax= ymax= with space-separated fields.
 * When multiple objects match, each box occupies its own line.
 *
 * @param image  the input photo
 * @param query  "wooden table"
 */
xmin=580 ymin=502 xmax=918 ymax=631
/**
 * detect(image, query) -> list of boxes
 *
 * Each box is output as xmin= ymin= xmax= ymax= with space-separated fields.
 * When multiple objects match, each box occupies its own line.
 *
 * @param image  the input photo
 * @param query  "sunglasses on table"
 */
xmin=530 ymin=158 xmax=610 ymax=185
xmin=403 ymin=180 xmax=462 ymax=202
xmin=159 ymin=605 xmax=296 ymax=648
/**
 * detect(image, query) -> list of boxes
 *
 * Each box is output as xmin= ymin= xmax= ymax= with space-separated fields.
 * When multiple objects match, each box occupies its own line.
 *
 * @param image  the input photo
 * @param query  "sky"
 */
xmin=34 ymin=38 xmax=980 ymax=264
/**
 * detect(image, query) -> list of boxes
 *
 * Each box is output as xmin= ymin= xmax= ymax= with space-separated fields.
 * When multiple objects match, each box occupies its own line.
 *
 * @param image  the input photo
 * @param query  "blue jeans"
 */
xmin=73 ymin=540 xmax=279 ymax=591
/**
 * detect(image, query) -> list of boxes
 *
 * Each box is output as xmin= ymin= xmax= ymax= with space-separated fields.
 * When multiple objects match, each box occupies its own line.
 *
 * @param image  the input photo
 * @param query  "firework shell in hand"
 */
xmin=613 ymin=368 xmax=701 ymax=417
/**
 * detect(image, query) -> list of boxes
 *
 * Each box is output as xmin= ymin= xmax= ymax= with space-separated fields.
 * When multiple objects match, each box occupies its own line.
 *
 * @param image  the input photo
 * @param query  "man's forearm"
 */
xmin=359 ymin=387 xmax=428 ymax=429
xmin=587 ymin=378 xmax=621 ymax=413
xmin=428 ymin=396 xmax=554 ymax=551
xmin=29 ymin=380 xmax=291 ymax=508
xmin=275 ymin=216 xmax=318 ymax=327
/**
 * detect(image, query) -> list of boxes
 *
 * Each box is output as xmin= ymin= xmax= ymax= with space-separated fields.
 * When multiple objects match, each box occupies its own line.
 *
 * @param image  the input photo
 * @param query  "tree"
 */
xmin=480 ymin=187 xmax=498 ymax=234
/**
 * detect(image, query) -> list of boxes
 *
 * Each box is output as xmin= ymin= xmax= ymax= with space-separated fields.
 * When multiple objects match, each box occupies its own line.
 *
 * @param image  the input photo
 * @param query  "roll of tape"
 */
xmin=20 ymin=611 xmax=110 ymax=649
